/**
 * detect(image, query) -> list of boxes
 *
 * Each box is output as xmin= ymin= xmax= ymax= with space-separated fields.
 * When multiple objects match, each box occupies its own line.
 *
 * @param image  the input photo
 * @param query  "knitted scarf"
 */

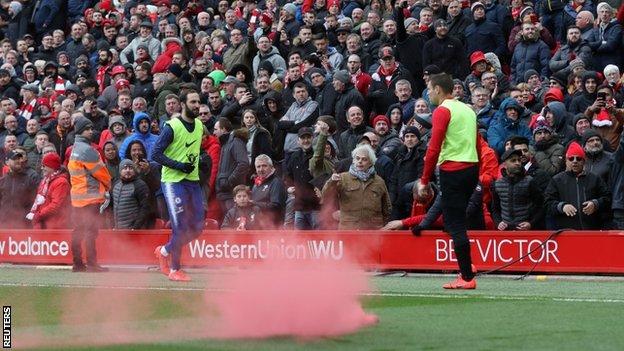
xmin=349 ymin=164 xmax=375 ymax=182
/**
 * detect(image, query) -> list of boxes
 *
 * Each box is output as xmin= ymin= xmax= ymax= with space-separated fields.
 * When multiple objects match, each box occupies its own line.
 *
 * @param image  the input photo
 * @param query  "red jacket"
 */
xmin=32 ymin=171 xmax=71 ymax=229
xmin=152 ymin=38 xmax=183 ymax=74
xmin=201 ymin=134 xmax=221 ymax=192
xmin=202 ymin=134 xmax=222 ymax=221
xmin=478 ymin=136 xmax=499 ymax=206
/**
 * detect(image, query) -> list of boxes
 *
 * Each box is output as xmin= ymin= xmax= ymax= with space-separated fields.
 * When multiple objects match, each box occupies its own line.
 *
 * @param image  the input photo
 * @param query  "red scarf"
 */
xmin=378 ymin=63 xmax=398 ymax=87
xmin=30 ymin=170 xmax=62 ymax=215
xmin=18 ymin=98 xmax=36 ymax=120
xmin=96 ymin=65 xmax=111 ymax=94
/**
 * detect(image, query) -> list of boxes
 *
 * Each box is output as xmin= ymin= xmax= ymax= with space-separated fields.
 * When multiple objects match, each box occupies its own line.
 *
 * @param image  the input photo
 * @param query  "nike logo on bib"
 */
xmin=185 ymin=140 xmax=196 ymax=148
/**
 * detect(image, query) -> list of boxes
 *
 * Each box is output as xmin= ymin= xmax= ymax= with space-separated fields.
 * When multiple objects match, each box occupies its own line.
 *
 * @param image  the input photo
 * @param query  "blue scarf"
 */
xmin=349 ymin=164 xmax=376 ymax=182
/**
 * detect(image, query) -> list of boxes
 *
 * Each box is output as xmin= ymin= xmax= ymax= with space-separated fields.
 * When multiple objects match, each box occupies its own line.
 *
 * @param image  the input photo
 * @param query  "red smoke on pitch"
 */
xmin=208 ymin=236 xmax=378 ymax=339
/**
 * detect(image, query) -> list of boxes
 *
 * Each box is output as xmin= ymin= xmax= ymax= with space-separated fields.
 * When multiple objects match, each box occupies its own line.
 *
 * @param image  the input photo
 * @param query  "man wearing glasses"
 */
xmin=545 ymin=142 xmax=610 ymax=230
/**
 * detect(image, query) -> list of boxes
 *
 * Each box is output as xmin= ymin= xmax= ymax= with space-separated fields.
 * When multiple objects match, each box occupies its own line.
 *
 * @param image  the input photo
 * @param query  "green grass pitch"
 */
xmin=1 ymin=267 xmax=624 ymax=350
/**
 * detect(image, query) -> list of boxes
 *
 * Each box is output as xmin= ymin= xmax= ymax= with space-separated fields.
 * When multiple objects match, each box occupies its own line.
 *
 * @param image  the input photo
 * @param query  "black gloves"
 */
xmin=180 ymin=162 xmax=195 ymax=174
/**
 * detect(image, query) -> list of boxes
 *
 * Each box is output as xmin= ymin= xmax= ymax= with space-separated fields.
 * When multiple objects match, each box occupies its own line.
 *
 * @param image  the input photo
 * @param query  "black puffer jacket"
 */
xmin=112 ymin=176 xmax=151 ymax=229
xmin=491 ymin=170 xmax=545 ymax=229
xmin=544 ymin=170 xmax=611 ymax=230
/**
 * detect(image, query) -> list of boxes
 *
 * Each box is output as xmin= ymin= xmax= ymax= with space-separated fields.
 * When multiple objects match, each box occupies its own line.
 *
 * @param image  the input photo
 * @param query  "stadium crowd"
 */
xmin=0 ymin=0 xmax=624 ymax=235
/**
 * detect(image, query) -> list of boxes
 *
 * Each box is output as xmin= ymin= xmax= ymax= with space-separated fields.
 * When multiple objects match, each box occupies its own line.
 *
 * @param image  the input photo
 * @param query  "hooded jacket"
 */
xmin=152 ymin=38 xmax=183 ymax=74
xmin=32 ymin=170 xmax=70 ymax=229
xmin=120 ymin=34 xmax=161 ymax=65
xmin=487 ymin=98 xmax=533 ymax=156
xmin=569 ymin=71 xmax=598 ymax=116
xmin=547 ymin=101 xmax=575 ymax=145
xmin=117 ymin=112 xmax=159 ymax=161
xmin=534 ymin=135 xmax=565 ymax=176
xmin=252 ymin=46 xmax=287 ymax=80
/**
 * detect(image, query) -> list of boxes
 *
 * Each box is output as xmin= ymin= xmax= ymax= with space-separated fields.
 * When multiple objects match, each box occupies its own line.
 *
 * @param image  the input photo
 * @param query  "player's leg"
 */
xmin=440 ymin=165 xmax=478 ymax=282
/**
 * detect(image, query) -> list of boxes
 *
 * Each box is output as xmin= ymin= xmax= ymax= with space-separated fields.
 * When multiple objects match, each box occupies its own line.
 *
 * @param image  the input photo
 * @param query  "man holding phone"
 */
xmin=586 ymin=85 xmax=624 ymax=150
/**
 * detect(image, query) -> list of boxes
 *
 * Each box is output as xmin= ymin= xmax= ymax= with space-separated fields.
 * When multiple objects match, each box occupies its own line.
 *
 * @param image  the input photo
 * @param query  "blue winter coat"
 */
xmin=487 ymin=98 xmax=533 ymax=156
xmin=33 ymin=0 xmax=61 ymax=33
xmin=588 ymin=20 xmax=622 ymax=71
xmin=511 ymin=38 xmax=550 ymax=83
xmin=465 ymin=19 xmax=507 ymax=59
xmin=118 ymin=112 xmax=159 ymax=161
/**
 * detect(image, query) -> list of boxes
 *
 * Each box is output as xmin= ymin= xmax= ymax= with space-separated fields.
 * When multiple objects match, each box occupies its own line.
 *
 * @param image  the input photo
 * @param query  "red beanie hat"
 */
xmin=372 ymin=115 xmax=390 ymax=127
xmin=566 ymin=141 xmax=586 ymax=159
xmin=42 ymin=152 xmax=62 ymax=170
xmin=261 ymin=13 xmax=273 ymax=27
xmin=37 ymin=97 xmax=51 ymax=109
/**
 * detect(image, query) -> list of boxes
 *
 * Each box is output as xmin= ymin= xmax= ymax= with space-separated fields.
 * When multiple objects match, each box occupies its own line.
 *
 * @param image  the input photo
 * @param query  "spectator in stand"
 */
xmin=510 ymin=136 xmax=552 ymax=192
xmin=394 ymin=1 xmax=427 ymax=93
xmin=568 ymin=71 xmax=599 ymax=115
xmin=585 ymin=84 xmax=623 ymax=150
xmin=487 ymin=98 xmax=532 ymax=156
xmin=120 ymin=21 xmax=160 ymax=65
xmin=582 ymin=129 xmax=612 ymax=184
xmin=588 ymin=3 xmax=622 ymax=72
xmin=118 ymin=112 xmax=159 ymax=161
xmin=222 ymin=28 xmax=256 ymax=73
xmin=252 ymin=36 xmax=287 ymax=80
xmin=492 ymin=149 xmax=545 ymax=231
xmin=214 ymin=117 xmax=250 ymax=212
xmin=0 ymin=148 xmax=39 ymax=228
xmin=242 ymin=108 xmax=272 ymax=166
xmin=27 ymin=152 xmax=70 ymax=229
xmin=221 ymin=83 xmax=263 ymax=129
xmin=333 ymin=69 xmax=366 ymax=134
xmin=308 ymin=68 xmax=337 ymax=117
xmin=422 ymin=19 xmax=468 ymax=80
xmin=368 ymin=45 xmax=415 ymax=116
xmin=549 ymin=26 xmax=593 ymax=76
xmin=388 ymin=126 xmax=425 ymax=219
xmin=338 ymin=105 xmax=374 ymax=160
xmin=545 ymin=101 xmax=575 ymax=146
xmin=373 ymin=114 xmax=402 ymax=160
xmin=322 ymin=143 xmax=391 ymax=229
xmin=545 ymin=142 xmax=611 ymax=230
xmin=510 ymin=22 xmax=550 ymax=84
xmin=278 ymin=82 xmax=319 ymax=158
xmin=346 ymin=54 xmax=372 ymax=97
xmin=464 ymin=2 xmax=506 ymax=59
xmin=112 ymin=159 xmax=152 ymax=230
xmin=472 ymin=89 xmax=497 ymax=130
xmin=532 ymin=117 xmax=565 ymax=177
xmin=27 ymin=131 xmax=49 ymax=174
xmin=220 ymin=185 xmax=260 ymax=230
xmin=48 ymin=111 xmax=73 ymax=163
xmin=251 ymin=154 xmax=287 ymax=229
xmin=67 ymin=117 xmax=112 ymax=272
xmin=447 ymin=0 xmax=472 ymax=44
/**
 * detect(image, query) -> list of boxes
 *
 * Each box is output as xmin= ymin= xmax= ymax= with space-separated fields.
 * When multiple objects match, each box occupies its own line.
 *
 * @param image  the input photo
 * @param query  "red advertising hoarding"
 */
xmin=0 ymin=229 xmax=623 ymax=273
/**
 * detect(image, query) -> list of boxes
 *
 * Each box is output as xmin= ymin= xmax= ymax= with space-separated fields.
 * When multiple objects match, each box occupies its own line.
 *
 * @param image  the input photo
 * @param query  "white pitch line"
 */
xmin=2 ymin=281 xmax=624 ymax=304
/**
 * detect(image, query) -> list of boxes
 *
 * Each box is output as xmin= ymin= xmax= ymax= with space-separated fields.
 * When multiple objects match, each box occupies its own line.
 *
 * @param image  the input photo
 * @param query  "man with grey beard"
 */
xmin=582 ymin=129 xmax=612 ymax=184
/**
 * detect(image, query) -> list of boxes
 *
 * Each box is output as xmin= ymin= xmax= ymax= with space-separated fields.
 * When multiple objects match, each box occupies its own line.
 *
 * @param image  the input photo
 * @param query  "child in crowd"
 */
xmin=220 ymin=185 xmax=260 ymax=230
